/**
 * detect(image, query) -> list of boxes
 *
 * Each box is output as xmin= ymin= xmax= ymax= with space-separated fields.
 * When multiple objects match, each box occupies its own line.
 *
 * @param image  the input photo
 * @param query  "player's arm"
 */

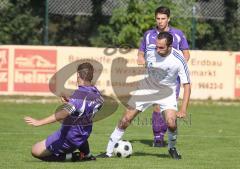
xmin=137 ymin=50 xmax=145 ymax=65
xmin=179 ymin=30 xmax=190 ymax=62
xmin=137 ymin=32 xmax=148 ymax=65
xmin=24 ymin=108 xmax=70 ymax=127
xmin=60 ymin=96 xmax=69 ymax=103
xmin=176 ymin=83 xmax=191 ymax=118
xmin=176 ymin=53 xmax=191 ymax=118
xmin=24 ymin=102 xmax=77 ymax=127
xmin=182 ymin=49 xmax=190 ymax=62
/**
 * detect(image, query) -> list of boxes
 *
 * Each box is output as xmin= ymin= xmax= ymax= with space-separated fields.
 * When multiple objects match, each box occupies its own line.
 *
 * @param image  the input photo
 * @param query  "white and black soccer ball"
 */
xmin=113 ymin=140 xmax=133 ymax=158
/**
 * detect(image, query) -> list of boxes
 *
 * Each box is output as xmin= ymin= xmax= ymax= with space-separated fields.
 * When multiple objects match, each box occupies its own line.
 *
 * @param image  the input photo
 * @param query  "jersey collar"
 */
xmin=155 ymin=26 xmax=172 ymax=33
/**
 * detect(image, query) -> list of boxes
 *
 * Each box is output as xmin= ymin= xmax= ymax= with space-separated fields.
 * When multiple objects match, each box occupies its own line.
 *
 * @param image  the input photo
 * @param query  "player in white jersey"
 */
xmin=129 ymin=47 xmax=190 ymax=112
xmin=98 ymin=32 xmax=191 ymax=160
xmin=138 ymin=6 xmax=191 ymax=147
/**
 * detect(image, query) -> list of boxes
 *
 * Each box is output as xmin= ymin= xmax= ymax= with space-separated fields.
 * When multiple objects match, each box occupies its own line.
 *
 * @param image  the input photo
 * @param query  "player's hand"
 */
xmin=137 ymin=56 xmax=146 ymax=65
xmin=60 ymin=96 xmax=69 ymax=103
xmin=24 ymin=116 xmax=42 ymax=127
xmin=176 ymin=110 xmax=187 ymax=118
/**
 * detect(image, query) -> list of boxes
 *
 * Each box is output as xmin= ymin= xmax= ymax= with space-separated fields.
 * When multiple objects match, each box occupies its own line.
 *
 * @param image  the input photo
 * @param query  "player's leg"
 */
xmin=78 ymin=140 xmax=90 ymax=156
xmin=31 ymin=131 xmax=95 ymax=162
xmin=151 ymin=78 xmax=180 ymax=147
xmin=163 ymin=109 xmax=181 ymax=160
xmin=31 ymin=139 xmax=65 ymax=161
xmin=78 ymin=140 xmax=96 ymax=161
xmin=106 ymin=106 xmax=140 ymax=156
xmin=98 ymin=85 xmax=151 ymax=158
xmin=152 ymin=104 xmax=167 ymax=147
xmin=100 ymin=106 xmax=140 ymax=157
xmin=70 ymin=140 xmax=96 ymax=161
xmin=31 ymin=139 xmax=52 ymax=158
xmin=164 ymin=109 xmax=177 ymax=148
xmin=42 ymin=130 xmax=79 ymax=162
xmin=118 ymin=106 xmax=140 ymax=129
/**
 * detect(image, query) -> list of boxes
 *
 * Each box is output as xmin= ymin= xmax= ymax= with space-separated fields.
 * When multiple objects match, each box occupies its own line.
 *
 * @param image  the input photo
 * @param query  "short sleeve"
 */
xmin=178 ymin=57 xmax=191 ymax=84
xmin=179 ymin=31 xmax=189 ymax=50
xmin=62 ymin=102 xmax=76 ymax=115
xmin=138 ymin=31 xmax=148 ymax=52
xmin=63 ymin=90 xmax=84 ymax=115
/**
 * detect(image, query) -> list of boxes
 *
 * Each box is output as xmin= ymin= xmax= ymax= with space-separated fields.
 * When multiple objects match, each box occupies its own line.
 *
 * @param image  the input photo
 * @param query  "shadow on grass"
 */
xmin=132 ymin=151 xmax=169 ymax=158
xmin=130 ymin=139 xmax=167 ymax=147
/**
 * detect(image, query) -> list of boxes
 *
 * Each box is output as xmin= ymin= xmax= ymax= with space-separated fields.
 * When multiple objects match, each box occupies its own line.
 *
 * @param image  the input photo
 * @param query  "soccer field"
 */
xmin=0 ymin=98 xmax=240 ymax=169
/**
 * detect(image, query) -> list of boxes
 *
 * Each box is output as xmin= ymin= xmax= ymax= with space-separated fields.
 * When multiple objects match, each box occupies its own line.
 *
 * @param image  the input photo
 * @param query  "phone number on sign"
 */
xmin=197 ymin=82 xmax=223 ymax=89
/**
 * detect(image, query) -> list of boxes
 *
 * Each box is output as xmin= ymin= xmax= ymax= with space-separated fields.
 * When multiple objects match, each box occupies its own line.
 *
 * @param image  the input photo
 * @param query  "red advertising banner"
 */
xmin=14 ymin=49 xmax=57 ymax=92
xmin=0 ymin=49 xmax=8 ymax=91
xmin=235 ymin=55 xmax=240 ymax=97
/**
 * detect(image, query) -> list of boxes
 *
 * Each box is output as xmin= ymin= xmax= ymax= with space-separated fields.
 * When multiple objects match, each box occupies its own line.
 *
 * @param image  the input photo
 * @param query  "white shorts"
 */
xmin=127 ymin=88 xmax=178 ymax=112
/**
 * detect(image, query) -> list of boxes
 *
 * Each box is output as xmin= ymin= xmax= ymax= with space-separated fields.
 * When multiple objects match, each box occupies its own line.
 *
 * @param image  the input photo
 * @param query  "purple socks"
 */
xmin=152 ymin=111 xmax=167 ymax=142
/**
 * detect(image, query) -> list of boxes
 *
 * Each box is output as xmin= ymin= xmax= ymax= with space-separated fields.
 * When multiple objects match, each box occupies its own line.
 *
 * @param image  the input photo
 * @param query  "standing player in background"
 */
xmin=24 ymin=62 xmax=104 ymax=162
xmin=137 ymin=6 xmax=190 ymax=147
xmin=99 ymin=32 xmax=191 ymax=160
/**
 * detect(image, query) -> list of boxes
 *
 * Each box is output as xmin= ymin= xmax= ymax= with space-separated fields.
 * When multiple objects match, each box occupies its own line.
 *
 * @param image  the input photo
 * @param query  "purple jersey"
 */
xmin=139 ymin=27 xmax=189 ymax=55
xmin=60 ymin=85 xmax=103 ymax=146
xmin=61 ymin=86 xmax=103 ymax=145
xmin=46 ymin=85 xmax=103 ymax=155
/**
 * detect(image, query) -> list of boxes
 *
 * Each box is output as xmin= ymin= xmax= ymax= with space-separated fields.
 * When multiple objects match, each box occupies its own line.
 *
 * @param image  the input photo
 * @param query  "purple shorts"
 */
xmin=46 ymin=130 xmax=77 ymax=156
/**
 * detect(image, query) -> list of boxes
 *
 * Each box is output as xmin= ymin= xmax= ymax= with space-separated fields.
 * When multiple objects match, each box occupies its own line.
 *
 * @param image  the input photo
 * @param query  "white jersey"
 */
xmin=146 ymin=48 xmax=190 ymax=92
xmin=128 ymin=48 xmax=190 ymax=112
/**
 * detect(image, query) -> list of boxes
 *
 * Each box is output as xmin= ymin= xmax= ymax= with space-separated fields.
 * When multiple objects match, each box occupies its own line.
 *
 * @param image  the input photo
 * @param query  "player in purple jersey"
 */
xmin=137 ymin=6 xmax=190 ymax=147
xmin=24 ymin=62 xmax=104 ymax=162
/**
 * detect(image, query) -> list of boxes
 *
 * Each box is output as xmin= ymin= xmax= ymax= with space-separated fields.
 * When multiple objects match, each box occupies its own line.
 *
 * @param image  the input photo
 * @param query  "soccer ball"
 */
xmin=113 ymin=140 xmax=133 ymax=158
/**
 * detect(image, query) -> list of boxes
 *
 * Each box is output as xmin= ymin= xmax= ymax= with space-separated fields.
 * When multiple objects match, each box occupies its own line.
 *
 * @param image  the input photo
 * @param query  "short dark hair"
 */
xmin=157 ymin=32 xmax=173 ymax=47
xmin=77 ymin=62 xmax=94 ymax=82
xmin=155 ymin=6 xmax=170 ymax=17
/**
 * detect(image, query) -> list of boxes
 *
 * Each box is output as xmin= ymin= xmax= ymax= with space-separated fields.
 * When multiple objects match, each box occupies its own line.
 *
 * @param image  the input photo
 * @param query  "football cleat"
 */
xmin=71 ymin=152 xmax=96 ymax=162
xmin=168 ymin=147 xmax=182 ymax=160
xmin=152 ymin=140 xmax=166 ymax=147
xmin=81 ymin=154 xmax=96 ymax=161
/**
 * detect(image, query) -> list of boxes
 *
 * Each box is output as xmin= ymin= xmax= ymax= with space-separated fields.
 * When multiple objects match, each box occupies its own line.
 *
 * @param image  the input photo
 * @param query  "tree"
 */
xmin=194 ymin=0 xmax=240 ymax=51
xmin=0 ymin=0 xmax=42 ymax=45
xmin=1 ymin=0 xmax=239 ymax=50
xmin=90 ymin=0 xmax=240 ymax=51
xmin=90 ymin=0 xmax=200 ymax=48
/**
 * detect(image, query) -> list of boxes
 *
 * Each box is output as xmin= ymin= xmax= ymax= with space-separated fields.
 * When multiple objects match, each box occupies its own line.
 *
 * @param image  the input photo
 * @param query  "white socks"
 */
xmin=65 ymin=153 xmax=72 ymax=160
xmin=106 ymin=127 xmax=125 ymax=156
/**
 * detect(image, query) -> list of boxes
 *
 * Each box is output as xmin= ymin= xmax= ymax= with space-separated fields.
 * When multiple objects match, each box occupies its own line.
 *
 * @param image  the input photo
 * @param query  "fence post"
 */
xmin=44 ymin=0 xmax=49 ymax=45
xmin=191 ymin=4 xmax=196 ymax=50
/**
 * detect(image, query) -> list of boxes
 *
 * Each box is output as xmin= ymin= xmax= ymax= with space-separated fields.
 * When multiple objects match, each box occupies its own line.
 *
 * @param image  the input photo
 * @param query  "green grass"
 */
xmin=0 ymin=99 xmax=240 ymax=169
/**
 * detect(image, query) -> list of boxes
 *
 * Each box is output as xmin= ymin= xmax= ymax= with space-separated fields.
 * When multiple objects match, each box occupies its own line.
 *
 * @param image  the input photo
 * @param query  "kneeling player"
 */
xmin=24 ymin=62 xmax=104 ymax=162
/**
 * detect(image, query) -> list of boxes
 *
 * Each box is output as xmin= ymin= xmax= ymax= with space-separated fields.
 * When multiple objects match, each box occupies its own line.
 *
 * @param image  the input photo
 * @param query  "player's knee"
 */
xmin=31 ymin=143 xmax=45 ymax=158
xmin=153 ymin=105 xmax=160 ymax=112
xmin=168 ymin=125 xmax=177 ymax=132
xmin=31 ymin=145 xmax=40 ymax=158
xmin=167 ymin=118 xmax=177 ymax=131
